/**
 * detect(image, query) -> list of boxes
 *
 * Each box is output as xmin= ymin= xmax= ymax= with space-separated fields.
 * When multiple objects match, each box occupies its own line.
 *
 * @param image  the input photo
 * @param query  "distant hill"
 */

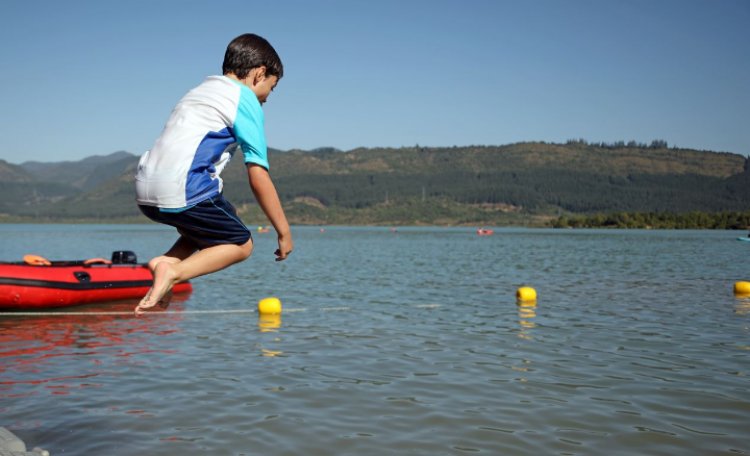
xmin=0 ymin=142 xmax=748 ymax=225
xmin=0 ymin=158 xmax=80 ymax=216
xmin=20 ymin=151 xmax=138 ymax=190
xmin=0 ymin=159 xmax=35 ymax=182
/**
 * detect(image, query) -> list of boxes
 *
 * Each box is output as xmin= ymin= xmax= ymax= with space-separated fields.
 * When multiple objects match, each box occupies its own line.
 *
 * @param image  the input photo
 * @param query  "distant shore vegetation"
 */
xmin=551 ymin=210 xmax=750 ymax=230
xmin=4 ymin=207 xmax=750 ymax=231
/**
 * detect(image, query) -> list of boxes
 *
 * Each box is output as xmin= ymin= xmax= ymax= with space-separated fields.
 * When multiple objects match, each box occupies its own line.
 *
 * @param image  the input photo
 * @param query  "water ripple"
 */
xmin=1 ymin=226 xmax=750 ymax=454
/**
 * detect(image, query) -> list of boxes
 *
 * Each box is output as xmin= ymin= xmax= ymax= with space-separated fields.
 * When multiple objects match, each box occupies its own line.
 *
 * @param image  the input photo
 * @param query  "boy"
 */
xmin=134 ymin=33 xmax=292 ymax=314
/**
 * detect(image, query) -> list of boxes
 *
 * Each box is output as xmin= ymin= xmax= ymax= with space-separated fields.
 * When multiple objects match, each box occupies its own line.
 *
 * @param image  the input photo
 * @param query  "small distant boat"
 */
xmin=737 ymin=236 xmax=750 ymax=242
xmin=257 ymin=226 xmax=270 ymax=233
xmin=477 ymin=228 xmax=494 ymax=236
xmin=0 ymin=251 xmax=192 ymax=310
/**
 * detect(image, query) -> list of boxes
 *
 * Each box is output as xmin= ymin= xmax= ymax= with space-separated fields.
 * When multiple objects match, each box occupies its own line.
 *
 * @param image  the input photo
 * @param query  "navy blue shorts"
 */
xmin=139 ymin=195 xmax=252 ymax=249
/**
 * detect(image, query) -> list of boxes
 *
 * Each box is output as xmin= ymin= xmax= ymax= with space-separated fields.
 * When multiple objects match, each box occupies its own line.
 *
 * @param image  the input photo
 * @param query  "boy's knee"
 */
xmin=148 ymin=255 xmax=176 ymax=271
xmin=240 ymin=239 xmax=254 ymax=259
xmin=148 ymin=256 xmax=165 ymax=271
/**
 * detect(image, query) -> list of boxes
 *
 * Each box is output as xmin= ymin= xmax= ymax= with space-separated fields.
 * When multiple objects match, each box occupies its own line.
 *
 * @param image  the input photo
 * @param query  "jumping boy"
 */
xmin=134 ymin=33 xmax=292 ymax=314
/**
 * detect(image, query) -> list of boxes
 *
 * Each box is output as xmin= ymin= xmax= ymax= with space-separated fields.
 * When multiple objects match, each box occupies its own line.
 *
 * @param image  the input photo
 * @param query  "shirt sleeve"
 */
xmin=234 ymin=88 xmax=269 ymax=170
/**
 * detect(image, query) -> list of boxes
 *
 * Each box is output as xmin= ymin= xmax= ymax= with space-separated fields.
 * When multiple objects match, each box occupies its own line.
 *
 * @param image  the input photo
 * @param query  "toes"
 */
xmin=134 ymin=288 xmax=158 ymax=314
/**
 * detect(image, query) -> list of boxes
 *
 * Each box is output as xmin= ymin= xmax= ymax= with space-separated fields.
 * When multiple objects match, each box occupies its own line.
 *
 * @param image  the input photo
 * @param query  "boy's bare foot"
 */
xmin=135 ymin=262 xmax=178 ymax=315
xmin=157 ymin=291 xmax=174 ymax=310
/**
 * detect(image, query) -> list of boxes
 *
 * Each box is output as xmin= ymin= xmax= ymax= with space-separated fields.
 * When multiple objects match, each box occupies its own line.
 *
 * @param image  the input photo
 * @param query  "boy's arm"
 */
xmin=247 ymin=164 xmax=293 ymax=261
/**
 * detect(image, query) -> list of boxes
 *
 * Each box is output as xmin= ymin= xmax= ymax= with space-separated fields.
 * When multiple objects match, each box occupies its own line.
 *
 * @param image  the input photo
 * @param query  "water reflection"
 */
xmin=257 ymin=314 xmax=283 ymax=357
xmin=257 ymin=314 xmax=282 ymax=333
xmin=0 ymin=297 xmax=189 ymax=399
xmin=734 ymin=297 xmax=750 ymax=316
xmin=517 ymin=302 xmax=537 ymax=340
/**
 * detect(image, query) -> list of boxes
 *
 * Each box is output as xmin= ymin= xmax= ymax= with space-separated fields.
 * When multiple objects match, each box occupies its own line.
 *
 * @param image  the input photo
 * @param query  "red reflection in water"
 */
xmin=0 ymin=294 xmax=190 ymax=399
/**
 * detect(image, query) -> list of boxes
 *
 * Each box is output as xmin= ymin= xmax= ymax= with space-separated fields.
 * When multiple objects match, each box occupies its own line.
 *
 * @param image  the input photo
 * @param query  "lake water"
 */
xmin=1 ymin=224 xmax=749 ymax=455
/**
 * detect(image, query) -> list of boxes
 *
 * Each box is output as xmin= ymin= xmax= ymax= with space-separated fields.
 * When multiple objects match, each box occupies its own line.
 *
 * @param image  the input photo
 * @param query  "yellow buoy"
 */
xmin=258 ymin=296 xmax=282 ymax=314
xmin=734 ymin=281 xmax=750 ymax=296
xmin=516 ymin=286 xmax=537 ymax=305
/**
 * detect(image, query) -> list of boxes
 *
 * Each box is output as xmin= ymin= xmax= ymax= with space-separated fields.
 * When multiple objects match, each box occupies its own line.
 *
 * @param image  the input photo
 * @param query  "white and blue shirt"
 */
xmin=135 ymin=75 xmax=268 ymax=209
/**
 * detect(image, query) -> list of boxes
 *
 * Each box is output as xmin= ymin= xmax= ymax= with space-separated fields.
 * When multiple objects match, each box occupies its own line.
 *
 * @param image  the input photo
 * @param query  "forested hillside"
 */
xmin=1 ymin=141 xmax=748 ymax=226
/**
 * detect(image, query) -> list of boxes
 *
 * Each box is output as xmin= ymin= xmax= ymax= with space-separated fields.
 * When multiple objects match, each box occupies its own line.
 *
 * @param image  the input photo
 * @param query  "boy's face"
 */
xmin=252 ymin=75 xmax=278 ymax=105
xmin=247 ymin=66 xmax=278 ymax=105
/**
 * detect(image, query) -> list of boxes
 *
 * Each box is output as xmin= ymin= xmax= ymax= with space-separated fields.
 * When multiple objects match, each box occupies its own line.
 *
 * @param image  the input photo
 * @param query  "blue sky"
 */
xmin=0 ymin=0 xmax=747 ymax=164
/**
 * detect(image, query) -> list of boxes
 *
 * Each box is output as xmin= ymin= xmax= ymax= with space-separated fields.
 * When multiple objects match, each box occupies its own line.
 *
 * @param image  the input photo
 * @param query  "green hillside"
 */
xmin=0 ymin=159 xmax=35 ymax=182
xmin=20 ymin=151 xmax=136 ymax=190
xmin=1 ymin=142 xmax=748 ymax=226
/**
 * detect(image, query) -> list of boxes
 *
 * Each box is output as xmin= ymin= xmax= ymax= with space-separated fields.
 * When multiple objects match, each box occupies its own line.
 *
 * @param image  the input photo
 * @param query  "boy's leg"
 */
xmin=147 ymin=236 xmax=198 ymax=271
xmin=135 ymin=238 xmax=253 ymax=314
xmin=141 ymin=236 xmax=198 ymax=309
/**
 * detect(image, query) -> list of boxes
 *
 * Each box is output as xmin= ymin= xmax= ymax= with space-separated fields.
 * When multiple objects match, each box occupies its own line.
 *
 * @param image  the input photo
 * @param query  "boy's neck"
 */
xmin=224 ymin=73 xmax=246 ymax=85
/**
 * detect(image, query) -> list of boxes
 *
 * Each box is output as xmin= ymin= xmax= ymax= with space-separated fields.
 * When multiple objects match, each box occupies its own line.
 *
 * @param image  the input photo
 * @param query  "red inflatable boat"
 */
xmin=0 ymin=251 xmax=192 ymax=310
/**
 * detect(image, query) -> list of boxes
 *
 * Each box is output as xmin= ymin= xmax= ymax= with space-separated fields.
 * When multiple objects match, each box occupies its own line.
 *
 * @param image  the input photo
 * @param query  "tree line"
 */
xmin=551 ymin=211 xmax=750 ymax=229
xmin=566 ymin=139 xmax=670 ymax=149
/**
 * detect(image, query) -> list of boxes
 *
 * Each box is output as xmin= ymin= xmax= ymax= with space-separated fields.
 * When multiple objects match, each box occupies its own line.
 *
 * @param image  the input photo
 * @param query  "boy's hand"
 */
xmin=275 ymin=235 xmax=293 ymax=261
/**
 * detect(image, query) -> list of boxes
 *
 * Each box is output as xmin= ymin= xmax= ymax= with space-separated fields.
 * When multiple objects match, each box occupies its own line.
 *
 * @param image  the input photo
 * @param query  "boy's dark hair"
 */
xmin=222 ymin=33 xmax=283 ymax=80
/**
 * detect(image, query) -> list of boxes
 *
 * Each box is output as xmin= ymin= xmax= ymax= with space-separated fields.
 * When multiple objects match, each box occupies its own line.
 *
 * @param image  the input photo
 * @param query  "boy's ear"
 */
xmin=252 ymin=66 xmax=268 ymax=86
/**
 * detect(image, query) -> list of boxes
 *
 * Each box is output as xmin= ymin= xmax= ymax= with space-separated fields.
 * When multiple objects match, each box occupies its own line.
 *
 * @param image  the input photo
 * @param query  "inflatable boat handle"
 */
xmin=83 ymin=258 xmax=113 ymax=265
